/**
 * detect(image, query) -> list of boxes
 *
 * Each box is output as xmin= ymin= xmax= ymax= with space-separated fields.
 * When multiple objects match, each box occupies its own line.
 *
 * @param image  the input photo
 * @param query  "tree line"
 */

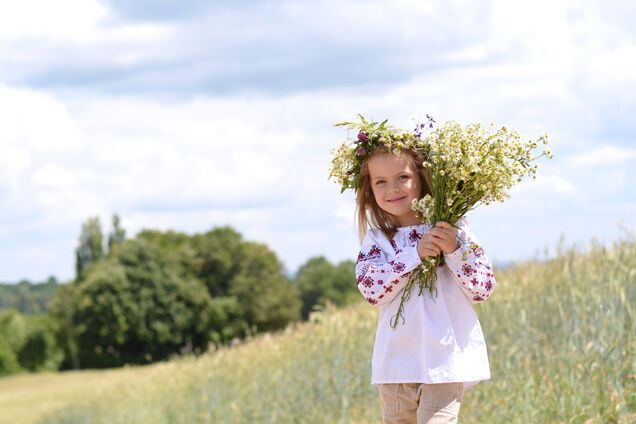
xmin=0 ymin=278 xmax=59 ymax=314
xmin=0 ymin=215 xmax=358 ymax=375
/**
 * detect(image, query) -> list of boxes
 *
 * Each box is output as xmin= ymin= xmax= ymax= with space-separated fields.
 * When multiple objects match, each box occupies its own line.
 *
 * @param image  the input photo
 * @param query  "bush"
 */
xmin=0 ymin=337 xmax=20 ymax=375
xmin=0 ymin=309 xmax=62 ymax=375
xmin=17 ymin=315 xmax=64 ymax=371
xmin=294 ymin=256 xmax=358 ymax=319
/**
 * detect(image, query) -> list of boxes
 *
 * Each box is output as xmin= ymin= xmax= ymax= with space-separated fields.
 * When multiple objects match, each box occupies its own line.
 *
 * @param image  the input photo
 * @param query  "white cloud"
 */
xmin=566 ymin=146 xmax=636 ymax=167
xmin=32 ymin=164 xmax=76 ymax=189
xmin=0 ymin=85 xmax=81 ymax=152
xmin=532 ymin=174 xmax=578 ymax=195
xmin=0 ymin=146 xmax=31 ymax=193
xmin=0 ymin=2 xmax=173 ymax=88
xmin=0 ymin=0 xmax=170 ymax=44
xmin=0 ymin=0 xmax=108 ymax=40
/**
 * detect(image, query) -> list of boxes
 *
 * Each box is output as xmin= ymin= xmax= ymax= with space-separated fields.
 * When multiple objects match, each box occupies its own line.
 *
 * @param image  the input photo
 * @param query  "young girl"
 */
xmin=342 ymin=131 xmax=497 ymax=423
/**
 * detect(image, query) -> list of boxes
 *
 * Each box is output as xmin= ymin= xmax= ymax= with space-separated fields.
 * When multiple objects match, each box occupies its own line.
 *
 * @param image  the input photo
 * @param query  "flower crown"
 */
xmin=329 ymin=114 xmax=435 ymax=193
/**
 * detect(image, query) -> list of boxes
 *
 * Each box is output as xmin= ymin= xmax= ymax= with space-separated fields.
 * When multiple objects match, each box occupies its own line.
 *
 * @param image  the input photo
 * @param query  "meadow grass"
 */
xmin=2 ymin=235 xmax=633 ymax=423
xmin=0 ymin=366 xmax=165 ymax=424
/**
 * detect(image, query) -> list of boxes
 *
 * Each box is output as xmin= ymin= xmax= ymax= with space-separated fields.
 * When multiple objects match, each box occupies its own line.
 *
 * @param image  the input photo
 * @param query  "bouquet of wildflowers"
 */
xmin=390 ymin=119 xmax=553 ymax=328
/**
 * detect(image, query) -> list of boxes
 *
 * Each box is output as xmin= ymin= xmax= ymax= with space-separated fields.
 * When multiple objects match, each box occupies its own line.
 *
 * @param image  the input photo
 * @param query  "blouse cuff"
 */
xmin=443 ymin=246 xmax=464 ymax=270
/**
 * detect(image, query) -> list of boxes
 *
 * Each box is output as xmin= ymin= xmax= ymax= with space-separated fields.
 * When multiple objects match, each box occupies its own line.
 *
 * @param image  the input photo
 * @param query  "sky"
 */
xmin=0 ymin=0 xmax=635 ymax=282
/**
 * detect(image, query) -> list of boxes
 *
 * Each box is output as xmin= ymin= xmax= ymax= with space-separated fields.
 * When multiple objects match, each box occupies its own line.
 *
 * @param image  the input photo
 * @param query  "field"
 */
xmin=1 ymin=236 xmax=634 ymax=423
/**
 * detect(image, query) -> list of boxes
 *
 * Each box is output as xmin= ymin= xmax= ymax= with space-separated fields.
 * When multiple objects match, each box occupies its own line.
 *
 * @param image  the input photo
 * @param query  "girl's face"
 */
xmin=368 ymin=152 xmax=422 ymax=227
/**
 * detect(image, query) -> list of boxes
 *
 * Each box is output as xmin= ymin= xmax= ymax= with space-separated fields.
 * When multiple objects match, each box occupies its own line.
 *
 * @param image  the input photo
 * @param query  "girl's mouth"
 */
xmin=387 ymin=196 xmax=406 ymax=203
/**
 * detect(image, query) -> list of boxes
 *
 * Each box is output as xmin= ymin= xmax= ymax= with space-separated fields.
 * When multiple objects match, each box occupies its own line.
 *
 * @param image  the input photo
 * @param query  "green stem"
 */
xmin=390 ymin=260 xmax=439 ymax=329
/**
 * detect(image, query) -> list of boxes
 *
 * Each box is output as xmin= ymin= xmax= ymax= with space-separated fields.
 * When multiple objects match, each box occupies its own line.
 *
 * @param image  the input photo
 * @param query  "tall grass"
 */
xmin=468 ymin=235 xmax=635 ymax=423
xmin=38 ymin=236 xmax=635 ymax=423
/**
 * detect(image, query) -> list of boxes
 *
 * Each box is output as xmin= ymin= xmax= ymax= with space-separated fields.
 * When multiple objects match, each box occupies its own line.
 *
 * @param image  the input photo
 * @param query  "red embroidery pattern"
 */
xmin=408 ymin=229 xmax=422 ymax=244
xmin=356 ymin=244 xmax=382 ymax=264
xmin=392 ymin=261 xmax=406 ymax=273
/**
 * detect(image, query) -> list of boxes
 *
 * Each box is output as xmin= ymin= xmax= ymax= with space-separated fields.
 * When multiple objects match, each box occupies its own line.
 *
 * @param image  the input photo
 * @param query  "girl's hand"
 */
xmin=418 ymin=221 xmax=459 ymax=258
xmin=417 ymin=233 xmax=442 ymax=259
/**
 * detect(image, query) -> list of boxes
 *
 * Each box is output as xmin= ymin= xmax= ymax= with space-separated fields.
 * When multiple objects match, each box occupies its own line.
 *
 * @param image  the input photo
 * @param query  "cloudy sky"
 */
xmin=1 ymin=0 xmax=634 ymax=282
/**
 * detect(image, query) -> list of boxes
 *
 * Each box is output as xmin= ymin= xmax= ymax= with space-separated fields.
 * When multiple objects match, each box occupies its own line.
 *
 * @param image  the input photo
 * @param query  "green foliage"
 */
xmin=0 ymin=277 xmax=60 ymax=314
xmin=0 ymin=309 xmax=28 ymax=352
xmin=294 ymin=256 xmax=358 ymax=319
xmin=228 ymin=242 xmax=301 ymax=333
xmin=16 ymin=315 xmax=64 ymax=371
xmin=189 ymin=227 xmax=244 ymax=297
xmin=107 ymin=214 xmax=126 ymax=251
xmin=0 ymin=309 xmax=63 ymax=374
xmin=75 ymin=217 xmax=105 ymax=280
xmin=208 ymin=296 xmax=246 ymax=345
xmin=135 ymin=227 xmax=302 ymax=339
xmin=0 ymin=310 xmax=25 ymax=375
xmin=72 ymin=239 xmax=214 ymax=367
xmin=48 ymin=283 xmax=81 ymax=370
xmin=0 ymin=337 xmax=20 ymax=376
xmin=60 ymin=219 xmax=306 ymax=369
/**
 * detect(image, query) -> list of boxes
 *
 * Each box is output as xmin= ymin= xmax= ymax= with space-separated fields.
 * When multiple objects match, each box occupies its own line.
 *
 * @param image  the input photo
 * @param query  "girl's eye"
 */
xmin=375 ymin=180 xmax=385 ymax=185
xmin=399 ymin=175 xmax=410 ymax=180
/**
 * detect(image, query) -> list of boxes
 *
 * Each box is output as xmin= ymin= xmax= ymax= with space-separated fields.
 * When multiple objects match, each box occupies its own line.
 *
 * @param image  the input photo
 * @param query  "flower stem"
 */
xmin=390 ymin=259 xmax=439 ymax=329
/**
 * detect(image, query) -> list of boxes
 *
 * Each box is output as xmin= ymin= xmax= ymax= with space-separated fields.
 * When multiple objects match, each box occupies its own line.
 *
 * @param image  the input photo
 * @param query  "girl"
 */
xmin=351 ymin=142 xmax=496 ymax=423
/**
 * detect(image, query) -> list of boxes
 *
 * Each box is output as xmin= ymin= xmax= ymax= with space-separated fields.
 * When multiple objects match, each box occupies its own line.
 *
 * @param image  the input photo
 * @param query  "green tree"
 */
xmin=73 ymin=239 xmax=214 ymax=367
xmin=75 ymin=216 xmax=104 ymax=279
xmin=0 ymin=277 xmax=60 ymax=314
xmin=56 ymin=219 xmax=306 ymax=369
xmin=207 ymin=296 xmax=247 ymax=346
xmin=16 ymin=315 xmax=64 ymax=371
xmin=108 ymin=213 xmax=126 ymax=252
xmin=228 ymin=242 xmax=301 ymax=333
xmin=135 ymin=229 xmax=233 ymax=346
xmin=294 ymin=257 xmax=358 ymax=319
xmin=190 ymin=227 xmax=243 ymax=297
xmin=0 ymin=338 xmax=20 ymax=376
xmin=332 ymin=260 xmax=359 ymax=304
xmin=0 ymin=309 xmax=26 ymax=375
xmin=0 ymin=309 xmax=28 ymax=353
xmin=48 ymin=284 xmax=81 ymax=370
xmin=136 ymin=229 xmax=192 ymax=278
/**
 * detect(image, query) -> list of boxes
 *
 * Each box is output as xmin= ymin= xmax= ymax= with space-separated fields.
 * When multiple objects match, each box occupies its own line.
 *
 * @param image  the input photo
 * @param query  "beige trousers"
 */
xmin=377 ymin=382 xmax=464 ymax=423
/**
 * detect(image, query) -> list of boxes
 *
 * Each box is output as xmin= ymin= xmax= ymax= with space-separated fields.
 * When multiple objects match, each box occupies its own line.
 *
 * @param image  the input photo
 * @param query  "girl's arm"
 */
xmin=444 ymin=219 xmax=496 ymax=303
xmin=355 ymin=230 xmax=422 ymax=307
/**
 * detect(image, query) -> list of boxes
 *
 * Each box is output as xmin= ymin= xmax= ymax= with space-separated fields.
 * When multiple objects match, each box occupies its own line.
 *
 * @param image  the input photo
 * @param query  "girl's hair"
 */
xmin=355 ymin=147 xmax=432 ymax=242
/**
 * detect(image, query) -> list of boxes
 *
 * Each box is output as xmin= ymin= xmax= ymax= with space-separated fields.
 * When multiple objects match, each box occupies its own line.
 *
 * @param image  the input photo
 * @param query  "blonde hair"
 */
xmin=355 ymin=147 xmax=432 ymax=242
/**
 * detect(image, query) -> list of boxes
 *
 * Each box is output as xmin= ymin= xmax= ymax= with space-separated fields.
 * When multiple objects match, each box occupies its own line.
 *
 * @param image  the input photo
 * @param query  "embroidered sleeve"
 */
xmin=355 ymin=230 xmax=422 ymax=307
xmin=443 ymin=219 xmax=496 ymax=304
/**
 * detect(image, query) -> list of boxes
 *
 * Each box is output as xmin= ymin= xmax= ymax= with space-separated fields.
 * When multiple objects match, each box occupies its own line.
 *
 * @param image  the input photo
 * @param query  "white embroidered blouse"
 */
xmin=355 ymin=219 xmax=496 ymax=392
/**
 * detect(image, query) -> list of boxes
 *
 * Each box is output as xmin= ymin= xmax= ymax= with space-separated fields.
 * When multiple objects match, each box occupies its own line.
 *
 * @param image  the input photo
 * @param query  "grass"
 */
xmin=1 ymin=235 xmax=634 ymax=423
xmin=0 ymin=367 xmax=160 ymax=424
